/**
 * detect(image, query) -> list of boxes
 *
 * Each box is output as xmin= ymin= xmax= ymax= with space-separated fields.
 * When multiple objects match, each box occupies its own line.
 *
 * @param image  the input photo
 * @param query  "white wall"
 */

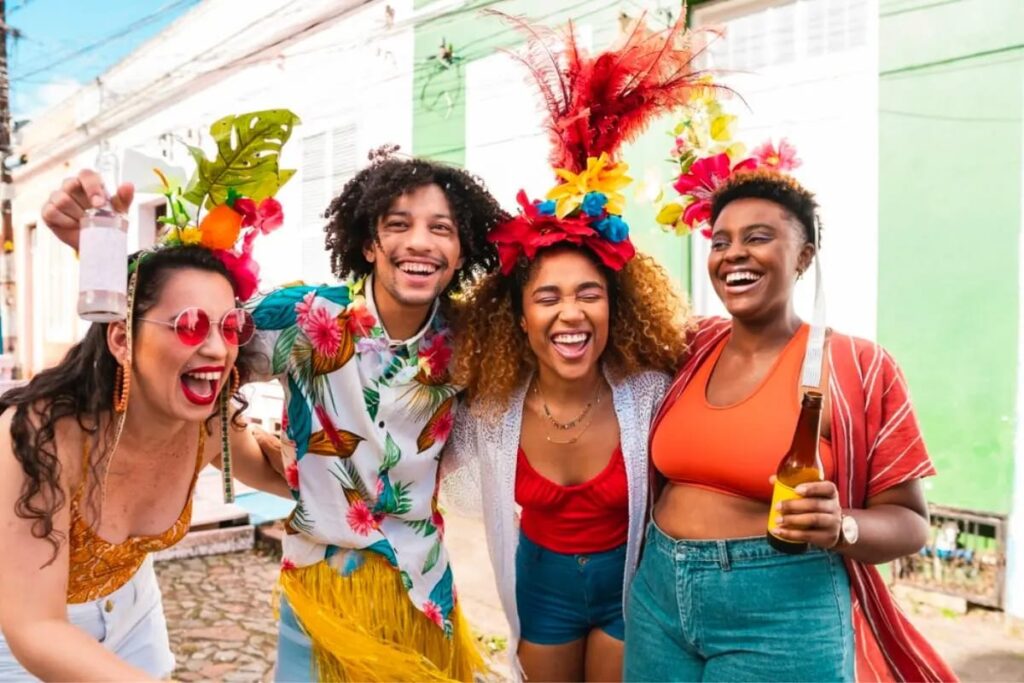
xmin=465 ymin=51 xmax=552 ymax=214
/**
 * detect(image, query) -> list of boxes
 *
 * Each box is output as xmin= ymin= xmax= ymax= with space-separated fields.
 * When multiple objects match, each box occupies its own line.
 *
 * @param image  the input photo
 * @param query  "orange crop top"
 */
xmin=651 ymin=324 xmax=833 ymax=502
xmin=66 ymin=428 xmax=205 ymax=604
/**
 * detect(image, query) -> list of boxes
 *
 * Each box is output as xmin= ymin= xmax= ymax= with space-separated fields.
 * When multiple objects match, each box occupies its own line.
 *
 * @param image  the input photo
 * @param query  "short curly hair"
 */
xmin=452 ymin=244 xmax=692 ymax=413
xmin=323 ymin=156 xmax=508 ymax=295
xmin=710 ymin=170 xmax=822 ymax=247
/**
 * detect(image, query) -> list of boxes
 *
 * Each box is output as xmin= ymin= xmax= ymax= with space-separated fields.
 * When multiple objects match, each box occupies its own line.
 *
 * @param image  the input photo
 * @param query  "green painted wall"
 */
xmin=412 ymin=0 xmax=691 ymax=288
xmin=878 ymin=0 xmax=1023 ymax=512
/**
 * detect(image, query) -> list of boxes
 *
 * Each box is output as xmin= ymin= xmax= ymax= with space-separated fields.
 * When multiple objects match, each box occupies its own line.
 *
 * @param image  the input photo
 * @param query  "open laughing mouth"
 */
xmin=180 ymin=367 xmax=221 ymax=406
xmin=551 ymin=331 xmax=591 ymax=360
xmin=722 ymin=270 xmax=764 ymax=294
xmin=397 ymin=261 xmax=441 ymax=280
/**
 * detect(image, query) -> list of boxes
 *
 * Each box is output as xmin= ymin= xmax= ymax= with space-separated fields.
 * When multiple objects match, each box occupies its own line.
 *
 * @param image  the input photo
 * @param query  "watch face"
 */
xmin=842 ymin=515 xmax=859 ymax=544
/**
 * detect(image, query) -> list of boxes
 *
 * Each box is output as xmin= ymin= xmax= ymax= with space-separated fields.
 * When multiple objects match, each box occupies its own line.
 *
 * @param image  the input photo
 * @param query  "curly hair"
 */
xmin=711 ymin=170 xmax=822 ymax=247
xmin=452 ymin=244 xmax=692 ymax=413
xmin=323 ymin=156 xmax=508 ymax=296
xmin=0 ymin=246 xmax=255 ymax=562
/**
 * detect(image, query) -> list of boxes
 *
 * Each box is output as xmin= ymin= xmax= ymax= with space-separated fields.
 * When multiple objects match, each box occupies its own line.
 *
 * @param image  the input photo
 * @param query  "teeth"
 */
xmin=400 ymin=262 xmax=438 ymax=274
xmin=552 ymin=333 xmax=588 ymax=344
xmin=185 ymin=371 xmax=220 ymax=381
xmin=726 ymin=271 xmax=762 ymax=284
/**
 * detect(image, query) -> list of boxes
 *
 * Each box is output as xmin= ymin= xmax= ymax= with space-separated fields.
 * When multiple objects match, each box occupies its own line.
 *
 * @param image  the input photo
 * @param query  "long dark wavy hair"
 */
xmin=0 ymin=246 xmax=255 ymax=561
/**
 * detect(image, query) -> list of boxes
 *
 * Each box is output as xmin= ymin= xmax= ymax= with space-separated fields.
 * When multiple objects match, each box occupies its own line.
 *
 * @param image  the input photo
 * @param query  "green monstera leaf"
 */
xmin=184 ymin=109 xmax=301 ymax=210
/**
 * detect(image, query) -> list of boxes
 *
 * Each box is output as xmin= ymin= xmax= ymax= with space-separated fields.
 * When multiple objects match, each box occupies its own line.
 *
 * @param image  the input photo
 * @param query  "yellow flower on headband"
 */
xmin=180 ymin=227 xmax=203 ymax=245
xmin=547 ymin=153 xmax=632 ymax=219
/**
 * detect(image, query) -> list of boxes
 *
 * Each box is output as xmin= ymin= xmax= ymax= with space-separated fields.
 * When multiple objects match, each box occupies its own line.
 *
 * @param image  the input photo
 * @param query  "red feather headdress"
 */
xmin=485 ymin=9 xmax=718 ymax=273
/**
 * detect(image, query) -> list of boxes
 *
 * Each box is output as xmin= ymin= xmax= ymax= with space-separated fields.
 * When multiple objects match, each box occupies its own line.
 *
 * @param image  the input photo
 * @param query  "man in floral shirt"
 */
xmin=41 ymin=155 xmax=507 ymax=682
xmin=246 ymin=155 xmax=506 ymax=681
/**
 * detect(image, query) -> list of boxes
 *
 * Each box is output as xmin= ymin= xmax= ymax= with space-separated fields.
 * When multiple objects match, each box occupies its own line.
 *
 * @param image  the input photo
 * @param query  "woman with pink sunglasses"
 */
xmin=0 ymin=246 xmax=290 ymax=680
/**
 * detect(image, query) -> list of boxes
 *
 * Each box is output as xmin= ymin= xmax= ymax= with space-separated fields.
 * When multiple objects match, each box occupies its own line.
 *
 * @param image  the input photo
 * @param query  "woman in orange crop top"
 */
xmin=623 ymin=168 xmax=954 ymax=682
xmin=0 ymin=244 xmax=290 ymax=681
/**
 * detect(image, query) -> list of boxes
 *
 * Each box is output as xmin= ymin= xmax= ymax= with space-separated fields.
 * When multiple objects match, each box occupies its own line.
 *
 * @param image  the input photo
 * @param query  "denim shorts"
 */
xmin=515 ymin=531 xmax=626 ymax=645
xmin=624 ymin=521 xmax=854 ymax=682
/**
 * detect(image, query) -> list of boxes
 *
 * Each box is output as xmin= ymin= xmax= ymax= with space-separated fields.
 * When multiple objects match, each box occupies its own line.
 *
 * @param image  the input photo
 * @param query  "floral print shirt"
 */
xmin=246 ymin=276 xmax=459 ymax=632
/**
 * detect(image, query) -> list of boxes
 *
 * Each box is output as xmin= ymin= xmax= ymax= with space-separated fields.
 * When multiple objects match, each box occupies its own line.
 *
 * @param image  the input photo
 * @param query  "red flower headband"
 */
xmin=488 ymin=191 xmax=635 ymax=274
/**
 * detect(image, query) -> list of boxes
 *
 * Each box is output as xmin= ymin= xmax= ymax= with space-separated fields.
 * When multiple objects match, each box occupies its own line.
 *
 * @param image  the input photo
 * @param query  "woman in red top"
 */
xmin=623 ymin=165 xmax=956 ymax=682
xmin=443 ymin=13 xmax=710 ymax=681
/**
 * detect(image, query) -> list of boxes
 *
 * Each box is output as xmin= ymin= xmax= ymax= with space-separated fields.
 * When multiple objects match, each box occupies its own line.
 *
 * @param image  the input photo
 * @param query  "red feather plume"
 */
xmin=487 ymin=9 xmax=719 ymax=173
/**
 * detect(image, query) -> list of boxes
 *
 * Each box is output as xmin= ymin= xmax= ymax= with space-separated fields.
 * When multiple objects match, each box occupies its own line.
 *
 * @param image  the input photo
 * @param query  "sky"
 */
xmin=7 ymin=0 xmax=202 ymax=121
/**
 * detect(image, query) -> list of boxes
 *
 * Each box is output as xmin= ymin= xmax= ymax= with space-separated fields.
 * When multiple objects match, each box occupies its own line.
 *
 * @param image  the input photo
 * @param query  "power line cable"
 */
xmin=879 ymin=108 xmax=1019 ymax=123
xmin=12 ymin=0 xmax=202 ymax=81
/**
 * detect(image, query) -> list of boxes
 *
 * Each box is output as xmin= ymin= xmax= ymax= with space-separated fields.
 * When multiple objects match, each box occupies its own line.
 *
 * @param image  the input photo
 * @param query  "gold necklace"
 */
xmin=532 ymin=381 xmax=604 ymax=445
xmin=533 ymin=380 xmax=602 ymax=430
xmin=543 ymin=410 xmax=596 ymax=444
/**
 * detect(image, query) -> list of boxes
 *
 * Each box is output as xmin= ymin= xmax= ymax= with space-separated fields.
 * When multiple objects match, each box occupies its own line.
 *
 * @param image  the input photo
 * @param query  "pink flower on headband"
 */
xmin=215 ymin=249 xmax=260 ymax=302
xmin=752 ymin=138 xmax=801 ymax=172
xmin=672 ymin=153 xmax=757 ymax=237
xmin=234 ymin=197 xmax=285 ymax=234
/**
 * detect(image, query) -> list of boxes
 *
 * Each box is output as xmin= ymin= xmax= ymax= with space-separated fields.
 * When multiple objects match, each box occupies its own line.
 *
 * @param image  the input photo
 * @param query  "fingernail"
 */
xmin=775 ymin=502 xmax=783 ymax=511
xmin=795 ymin=486 xmax=807 ymax=495
xmin=91 ymin=194 xmax=105 ymax=207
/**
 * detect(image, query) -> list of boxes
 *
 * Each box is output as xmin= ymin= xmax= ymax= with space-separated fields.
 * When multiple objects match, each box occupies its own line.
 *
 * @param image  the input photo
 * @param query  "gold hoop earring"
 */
xmin=113 ymin=364 xmax=130 ymax=414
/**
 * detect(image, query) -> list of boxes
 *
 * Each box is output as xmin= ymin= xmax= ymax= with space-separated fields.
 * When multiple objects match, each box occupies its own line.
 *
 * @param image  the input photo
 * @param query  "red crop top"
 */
xmin=515 ymin=445 xmax=629 ymax=554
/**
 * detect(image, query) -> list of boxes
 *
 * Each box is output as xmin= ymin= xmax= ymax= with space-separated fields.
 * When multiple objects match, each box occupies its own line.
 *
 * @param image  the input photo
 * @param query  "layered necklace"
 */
xmin=532 ymin=378 xmax=604 ymax=445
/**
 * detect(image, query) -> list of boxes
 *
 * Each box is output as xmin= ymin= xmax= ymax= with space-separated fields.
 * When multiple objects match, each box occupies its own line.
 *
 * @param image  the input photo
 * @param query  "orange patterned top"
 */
xmin=66 ymin=427 xmax=205 ymax=604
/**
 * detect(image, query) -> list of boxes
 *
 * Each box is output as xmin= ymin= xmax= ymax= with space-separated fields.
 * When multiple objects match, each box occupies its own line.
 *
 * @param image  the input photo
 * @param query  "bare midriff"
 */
xmin=654 ymin=483 xmax=770 ymax=539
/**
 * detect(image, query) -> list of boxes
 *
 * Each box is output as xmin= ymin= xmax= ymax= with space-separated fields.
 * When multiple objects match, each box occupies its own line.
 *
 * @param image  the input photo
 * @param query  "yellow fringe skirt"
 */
xmin=277 ymin=554 xmax=487 ymax=682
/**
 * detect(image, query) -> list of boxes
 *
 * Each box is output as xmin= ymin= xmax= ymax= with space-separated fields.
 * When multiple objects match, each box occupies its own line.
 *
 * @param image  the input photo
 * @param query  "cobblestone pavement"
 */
xmin=156 ymin=515 xmax=1024 ymax=682
xmin=156 ymin=549 xmax=280 ymax=682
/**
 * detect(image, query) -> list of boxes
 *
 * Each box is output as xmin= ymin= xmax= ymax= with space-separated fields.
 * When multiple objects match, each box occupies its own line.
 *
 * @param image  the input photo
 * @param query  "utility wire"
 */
xmin=12 ymin=0 xmax=201 ymax=81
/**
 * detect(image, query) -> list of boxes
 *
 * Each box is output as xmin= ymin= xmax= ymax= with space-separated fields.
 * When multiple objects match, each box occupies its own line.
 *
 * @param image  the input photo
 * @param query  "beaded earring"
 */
xmin=113 ymin=364 xmax=130 ymax=413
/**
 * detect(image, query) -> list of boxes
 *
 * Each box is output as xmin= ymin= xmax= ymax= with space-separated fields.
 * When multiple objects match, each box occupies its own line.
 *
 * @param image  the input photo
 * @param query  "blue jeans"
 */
xmin=516 ymin=531 xmax=627 ymax=644
xmin=275 ymin=595 xmax=313 ymax=682
xmin=624 ymin=522 xmax=854 ymax=682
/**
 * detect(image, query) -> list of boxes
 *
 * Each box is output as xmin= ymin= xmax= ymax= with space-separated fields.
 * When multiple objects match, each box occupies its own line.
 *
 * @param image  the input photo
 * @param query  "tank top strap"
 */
xmin=72 ymin=437 xmax=95 ymax=505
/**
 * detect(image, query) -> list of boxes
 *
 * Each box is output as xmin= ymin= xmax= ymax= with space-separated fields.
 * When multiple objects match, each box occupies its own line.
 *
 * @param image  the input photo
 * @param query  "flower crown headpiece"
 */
xmin=654 ymin=81 xmax=804 ymax=238
xmin=136 ymin=109 xmax=301 ymax=301
xmin=486 ymin=11 xmax=715 ymax=274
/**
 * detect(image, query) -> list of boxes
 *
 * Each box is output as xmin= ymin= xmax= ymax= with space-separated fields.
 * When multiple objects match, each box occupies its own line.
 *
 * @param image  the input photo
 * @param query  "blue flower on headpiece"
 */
xmin=594 ymin=214 xmax=629 ymax=243
xmin=581 ymin=192 xmax=608 ymax=217
xmin=536 ymin=199 xmax=557 ymax=216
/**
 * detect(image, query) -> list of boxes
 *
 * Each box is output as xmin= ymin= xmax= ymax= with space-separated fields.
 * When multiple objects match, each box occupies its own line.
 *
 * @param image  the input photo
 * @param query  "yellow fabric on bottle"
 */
xmin=278 ymin=554 xmax=487 ymax=682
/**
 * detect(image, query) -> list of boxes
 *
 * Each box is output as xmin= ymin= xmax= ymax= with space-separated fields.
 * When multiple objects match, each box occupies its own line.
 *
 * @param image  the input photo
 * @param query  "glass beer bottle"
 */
xmin=77 ymin=146 xmax=128 ymax=322
xmin=767 ymin=391 xmax=824 ymax=554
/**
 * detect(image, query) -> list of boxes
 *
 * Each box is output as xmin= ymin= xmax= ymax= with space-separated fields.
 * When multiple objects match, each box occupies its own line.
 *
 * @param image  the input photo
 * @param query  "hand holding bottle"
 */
xmin=41 ymin=169 xmax=135 ymax=251
xmin=769 ymin=476 xmax=843 ymax=550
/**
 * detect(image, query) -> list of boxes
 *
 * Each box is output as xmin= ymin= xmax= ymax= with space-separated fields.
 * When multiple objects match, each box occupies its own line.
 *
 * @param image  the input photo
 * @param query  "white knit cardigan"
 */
xmin=441 ymin=369 xmax=670 ymax=680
